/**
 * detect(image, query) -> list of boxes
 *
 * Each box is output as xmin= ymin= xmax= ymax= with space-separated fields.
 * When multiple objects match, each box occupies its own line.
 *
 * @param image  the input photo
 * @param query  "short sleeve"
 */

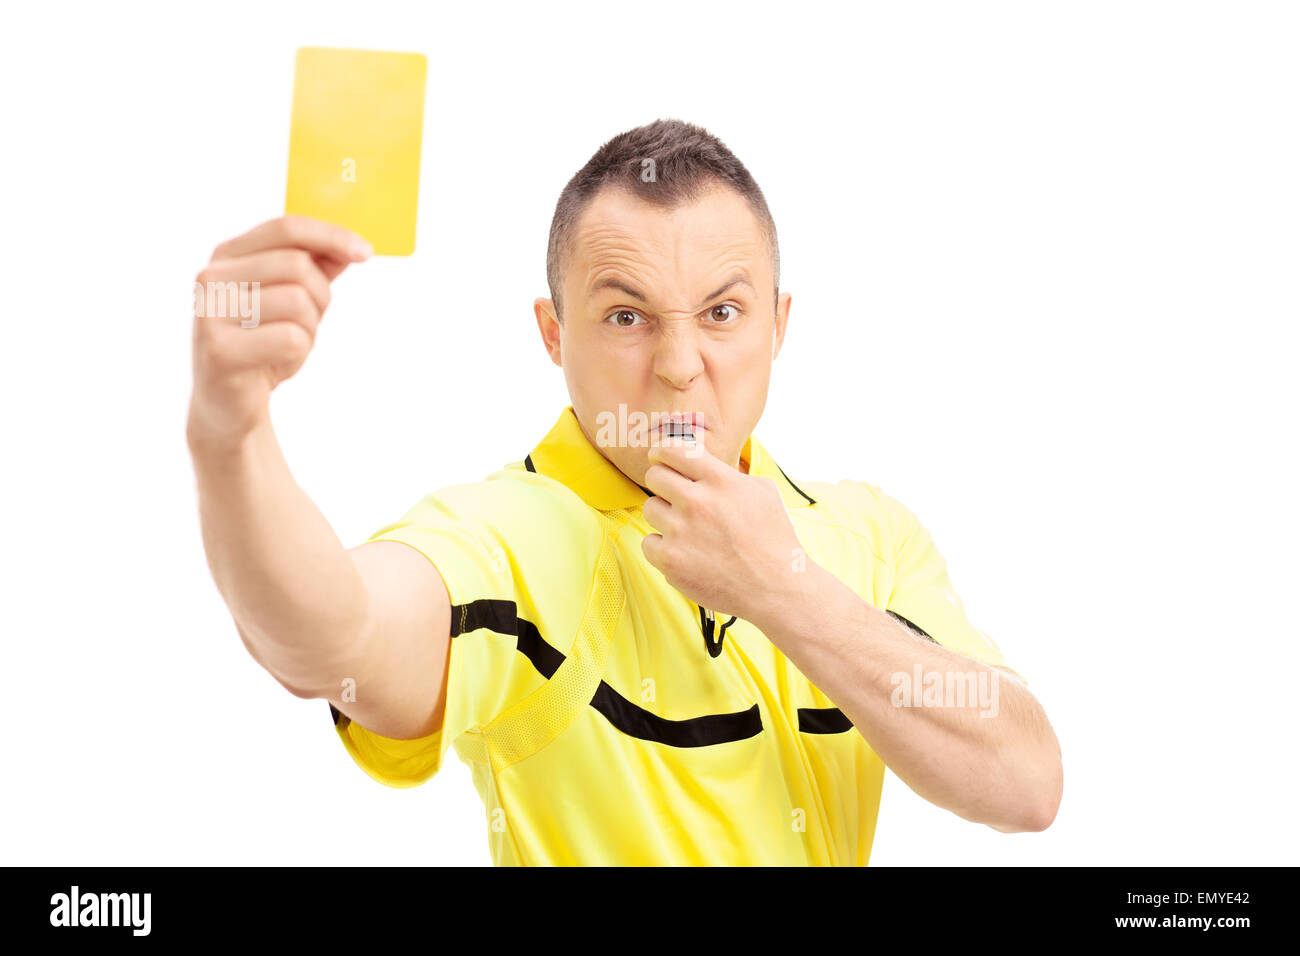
xmin=879 ymin=491 xmax=1029 ymax=686
xmin=329 ymin=475 xmax=604 ymax=787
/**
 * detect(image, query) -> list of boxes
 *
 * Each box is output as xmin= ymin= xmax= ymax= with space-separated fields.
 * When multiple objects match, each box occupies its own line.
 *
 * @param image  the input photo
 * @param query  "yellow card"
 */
xmin=285 ymin=47 xmax=427 ymax=256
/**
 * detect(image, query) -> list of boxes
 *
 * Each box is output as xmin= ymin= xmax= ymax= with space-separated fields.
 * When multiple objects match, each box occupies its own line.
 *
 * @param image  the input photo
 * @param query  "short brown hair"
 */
xmin=545 ymin=118 xmax=780 ymax=319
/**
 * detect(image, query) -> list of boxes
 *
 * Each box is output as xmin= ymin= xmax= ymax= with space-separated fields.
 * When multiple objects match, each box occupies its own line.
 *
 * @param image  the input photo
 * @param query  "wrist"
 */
xmin=748 ymin=555 xmax=833 ymax=635
xmin=185 ymin=401 xmax=270 ymax=461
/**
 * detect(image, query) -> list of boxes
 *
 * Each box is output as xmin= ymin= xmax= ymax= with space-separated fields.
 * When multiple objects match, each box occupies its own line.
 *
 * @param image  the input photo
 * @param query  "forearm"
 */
xmin=750 ymin=563 xmax=1061 ymax=831
xmin=187 ymin=412 xmax=371 ymax=697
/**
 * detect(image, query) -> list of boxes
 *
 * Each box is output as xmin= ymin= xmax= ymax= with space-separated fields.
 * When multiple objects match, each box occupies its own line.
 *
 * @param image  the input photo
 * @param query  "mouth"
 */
xmin=653 ymin=413 xmax=710 ymax=439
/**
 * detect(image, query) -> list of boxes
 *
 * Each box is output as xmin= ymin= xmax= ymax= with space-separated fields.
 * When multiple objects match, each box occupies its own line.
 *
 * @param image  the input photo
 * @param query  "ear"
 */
xmin=773 ymin=292 xmax=792 ymax=360
xmin=534 ymin=297 xmax=563 ymax=366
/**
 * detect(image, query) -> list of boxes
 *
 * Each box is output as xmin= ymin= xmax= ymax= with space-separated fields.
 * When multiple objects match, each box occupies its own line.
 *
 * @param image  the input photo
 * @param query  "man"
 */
xmin=189 ymin=118 xmax=1062 ymax=866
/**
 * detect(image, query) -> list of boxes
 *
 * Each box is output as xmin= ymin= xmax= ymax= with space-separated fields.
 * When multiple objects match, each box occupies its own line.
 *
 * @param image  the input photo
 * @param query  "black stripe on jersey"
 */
xmin=887 ymin=609 xmax=938 ymax=643
xmin=453 ymin=598 xmax=564 ymax=676
xmin=797 ymin=707 xmax=854 ymax=734
xmin=590 ymin=684 xmax=762 ymax=747
xmin=452 ymin=597 xmax=763 ymax=747
xmin=795 ymin=612 xmax=937 ymax=735
xmin=774 ymin=461 xmax=817 ymax=505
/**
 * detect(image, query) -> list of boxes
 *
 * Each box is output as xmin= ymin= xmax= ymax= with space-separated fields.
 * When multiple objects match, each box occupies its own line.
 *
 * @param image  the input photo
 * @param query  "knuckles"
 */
xmin=282 ymin=321 xmax=314 ymax=358
xmin=283 ymin=282 xmax=314 ymax=317
xmin=276 ymin=214 xmax=307 ymax=248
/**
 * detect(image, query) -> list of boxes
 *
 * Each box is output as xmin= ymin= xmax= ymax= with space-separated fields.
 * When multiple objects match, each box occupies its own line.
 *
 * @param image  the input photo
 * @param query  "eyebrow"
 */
xmin=589 ymin=273 xmax=756 ymax=311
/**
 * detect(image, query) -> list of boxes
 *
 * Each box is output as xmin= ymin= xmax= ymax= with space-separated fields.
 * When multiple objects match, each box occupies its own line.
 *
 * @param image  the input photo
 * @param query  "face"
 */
xmin=534 ymin=184 xmax=791 ymax=487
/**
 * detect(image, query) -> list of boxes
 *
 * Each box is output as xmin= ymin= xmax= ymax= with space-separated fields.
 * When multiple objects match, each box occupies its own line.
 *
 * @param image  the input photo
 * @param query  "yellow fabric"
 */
xmin=331 ymin=405 xmax=1022 ymax=865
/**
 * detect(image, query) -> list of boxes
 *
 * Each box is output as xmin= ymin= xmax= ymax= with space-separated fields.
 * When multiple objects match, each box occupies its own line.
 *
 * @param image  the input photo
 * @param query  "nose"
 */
xmin=652 ymin=322 xmax=706 ymax=389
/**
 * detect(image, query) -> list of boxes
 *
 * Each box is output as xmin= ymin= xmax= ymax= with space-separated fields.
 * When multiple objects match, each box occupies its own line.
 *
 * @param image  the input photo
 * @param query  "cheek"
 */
xmin=721 ymin=336 xmax=773 ymax=381
xmin=588 ymin=336 xmax=652 ymax=385
xmin=564 ymin=335 xmax=647 ymax=404
xmin=561 ymin=329 xmax=604 ymax=379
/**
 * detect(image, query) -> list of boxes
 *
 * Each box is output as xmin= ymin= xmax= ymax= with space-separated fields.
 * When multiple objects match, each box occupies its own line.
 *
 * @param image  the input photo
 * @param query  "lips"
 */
xmin=654 ymin=413 xmax=710 ymax=438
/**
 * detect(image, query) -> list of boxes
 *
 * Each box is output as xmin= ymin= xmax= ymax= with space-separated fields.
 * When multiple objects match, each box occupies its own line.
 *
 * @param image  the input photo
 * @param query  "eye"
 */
xmin=606 ymin=309 xmax=645 ymax=328
xmin=708 ymin=304 xmax=739 ymax=323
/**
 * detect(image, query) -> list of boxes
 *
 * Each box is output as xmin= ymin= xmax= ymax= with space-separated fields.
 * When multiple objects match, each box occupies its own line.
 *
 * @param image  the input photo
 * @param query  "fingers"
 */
xmin=646 ymin=437 xmax=714 ymax=482
xmin=188 ymin=216 xmax=367 ymax=436
xmin=207 ymin=319 xmax=314 ymax=373
xmin=198 ymin=248 xmax=334 ymax=312
xmin=193 ymin=279 xmax=323 ymax=344
xmin=241 ymin=283 xmax=325 ymax=336
xmin=312 ymin=252 xmax=352 ymax=282
xmin=643 ymin=461 xmax=693 ymax=505
xmin=641 ymin=495 xmax=677 ymax=536
xmin=211 ymin=214 xmax=373 ymax=265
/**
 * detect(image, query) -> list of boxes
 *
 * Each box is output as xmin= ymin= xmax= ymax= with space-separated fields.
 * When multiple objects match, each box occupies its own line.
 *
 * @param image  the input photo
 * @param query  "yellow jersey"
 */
xmin=329 ymin=405 xmax=1021 ymax=864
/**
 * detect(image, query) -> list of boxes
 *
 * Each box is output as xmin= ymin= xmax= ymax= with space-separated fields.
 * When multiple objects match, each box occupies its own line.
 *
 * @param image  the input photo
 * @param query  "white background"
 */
xmin=1 ymin=0 xmax=1296 ymax=866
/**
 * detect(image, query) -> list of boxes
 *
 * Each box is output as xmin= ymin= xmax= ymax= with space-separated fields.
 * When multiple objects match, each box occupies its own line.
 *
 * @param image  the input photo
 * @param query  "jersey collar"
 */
xmin=523 ymin=405 xmax=816 ymax=513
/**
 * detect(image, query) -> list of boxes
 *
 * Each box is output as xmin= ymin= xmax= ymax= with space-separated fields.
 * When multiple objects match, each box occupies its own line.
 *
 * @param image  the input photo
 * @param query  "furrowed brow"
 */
xmin=589 ymin=277 xmax=649 ymax=302
xmin=697 ymin=274 xmax=755 ymax=310
xmin=588 ymin=273 xmax=756 ymax=310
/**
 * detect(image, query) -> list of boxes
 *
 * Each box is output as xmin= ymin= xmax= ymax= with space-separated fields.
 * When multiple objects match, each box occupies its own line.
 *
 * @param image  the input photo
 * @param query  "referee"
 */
xmin=188 ymin=118 xmax=1062 ymax=865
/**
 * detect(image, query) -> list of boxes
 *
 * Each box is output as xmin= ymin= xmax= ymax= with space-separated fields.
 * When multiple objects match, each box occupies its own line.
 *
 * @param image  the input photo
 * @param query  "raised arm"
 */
xmin=187 ymin=214 xmax=452 ymax=741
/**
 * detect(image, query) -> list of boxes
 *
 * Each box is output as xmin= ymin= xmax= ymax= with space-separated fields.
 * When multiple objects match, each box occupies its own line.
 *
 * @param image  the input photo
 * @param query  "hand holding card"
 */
xmin=285 ymin=47 xmax=428 ymax=256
